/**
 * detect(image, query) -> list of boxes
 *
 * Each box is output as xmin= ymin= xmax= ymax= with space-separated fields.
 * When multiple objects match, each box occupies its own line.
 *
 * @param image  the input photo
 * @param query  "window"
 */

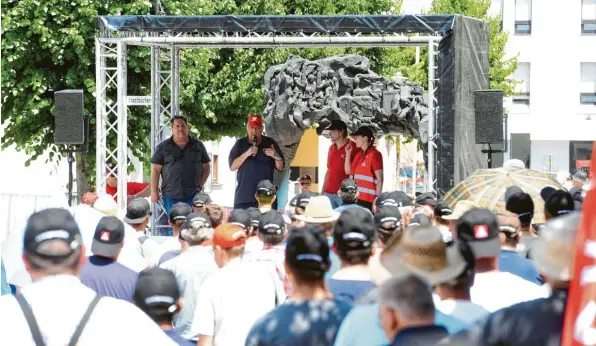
xmin=569 ymin=141 xmax=593 ymax=173
xmin=515 ymin=0 xmax=532 ymax=34
xmin=512 ymin=62 xmax=531 ymax=105
xmin=580 ymin=62 xmax=596 ymax=105
xmin=511 ymin=133 xmax=531 ymax=169
xmin=582 ymin=0 xmax=596 ymax=34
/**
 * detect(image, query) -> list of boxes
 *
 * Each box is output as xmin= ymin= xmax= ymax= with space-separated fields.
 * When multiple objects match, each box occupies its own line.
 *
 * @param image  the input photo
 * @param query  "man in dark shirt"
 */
xmin=134 ymin=268 xmax=194 ymax=345
xmin=151 ymin=115 xmax=211 ymax=214
xmin=228 ymin=114 xmax=284 ymax=209
xmin=80 ymin=216 xmax=138 ymax=301
xmin=377 ymin=273 xmax=448 ymax=346
xmin=444 ymin=212 xmax=580 ymax=346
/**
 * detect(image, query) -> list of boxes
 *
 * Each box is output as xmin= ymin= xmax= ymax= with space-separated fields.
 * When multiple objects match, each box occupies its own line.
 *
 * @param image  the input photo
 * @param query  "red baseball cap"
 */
xmin=212 ymin=223 xmax=247 ymax=248
xmin=248 ymin=114 xmax=263 ymax=128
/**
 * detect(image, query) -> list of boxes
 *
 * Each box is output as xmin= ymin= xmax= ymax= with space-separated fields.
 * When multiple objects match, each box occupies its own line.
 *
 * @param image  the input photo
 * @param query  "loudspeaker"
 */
xmin=474 ymin=90 xmax=504 ymax=144
xmin=55 ymin=90 xmax=84 ymax=145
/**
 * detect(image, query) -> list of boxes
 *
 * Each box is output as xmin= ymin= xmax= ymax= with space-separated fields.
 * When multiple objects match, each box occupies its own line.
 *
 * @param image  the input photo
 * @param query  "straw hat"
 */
xmin=380 ymin=225 xmax=467 ymax=286
xmin=531 ymin=212 xmax=580 ymax=281
xmin=295 ymin=196 xmax=340 ymax=224
xmin=442 ymin=200 xmax=476 ymax=220
xmin=93 ymin=195 xmax=118 ymax=216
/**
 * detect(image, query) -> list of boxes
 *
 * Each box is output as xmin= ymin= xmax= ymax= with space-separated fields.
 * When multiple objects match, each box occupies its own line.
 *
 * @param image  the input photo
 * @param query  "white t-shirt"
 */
xmin=243 ymin=237 xmax=264 ymax=257
xmin=434 ymin=299 xmax=490 ymax=325
xmin=0 ymin=275 xmax=177 ymax=346
xmin=160 ymin=245 xmax=218 ymax=340
xmin=133 ymin=231 xmax=160 ymax=267
xmin=191 ymin=258 xmax=277 ymax=346
xmin=470 ymin=271 xmax=549 ymax=312
xmin=152 ymin=236 xmax=181 ymax=266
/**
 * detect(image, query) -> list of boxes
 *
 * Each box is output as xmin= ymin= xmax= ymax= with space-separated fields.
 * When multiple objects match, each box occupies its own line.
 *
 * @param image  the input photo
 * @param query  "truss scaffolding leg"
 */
xmin=427 ymin=40 xmax=439 ymax=193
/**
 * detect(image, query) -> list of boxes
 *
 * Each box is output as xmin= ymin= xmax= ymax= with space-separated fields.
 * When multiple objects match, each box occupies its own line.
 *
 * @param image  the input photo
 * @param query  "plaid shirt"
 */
xmin=244 ymin=244 xmax=292 ymax=296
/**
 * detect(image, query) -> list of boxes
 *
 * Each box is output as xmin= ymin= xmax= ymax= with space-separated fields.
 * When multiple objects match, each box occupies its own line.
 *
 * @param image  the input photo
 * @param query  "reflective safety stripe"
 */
xmin=357 ymin=187 xmax=377 ymax=196
xmin=354 ymin=174 xmax=377 ymax=183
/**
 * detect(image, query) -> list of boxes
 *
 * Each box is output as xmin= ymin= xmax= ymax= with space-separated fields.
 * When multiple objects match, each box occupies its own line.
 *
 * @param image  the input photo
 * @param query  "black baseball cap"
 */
xmin=256 ymin=180 xmax=277 ymax=197
xmin=192 ymin=193 xmax=212 ymax=207
xmin=326 ymin=120 xmax=348 ymax=132
xmin=106 ymin=163 xmax=117 ymax=176
xmin=258 ymin=210 xmax=286 ymax=235
xmin=285 ymin=226 xmax=330 ymax=273
xmin=407 ymin=213 xmax=433 ymax=229
xmin=434 ymin=200 xmax=453 ymax=218
xmin=91 ymin=216 xmax=126 ymax=258
xmin=340 ymin=178 xmax=358 ymax=193
xmin=456 ymin=208 xmax=500 ymax=259
xmin=169 ymin=202 xmax=192 ymax=223
xmin=544 ymin=190 xmax=575 ymax=218
xmin=123 ymin=198 xmax=151 ymax=224
xmin=134 ymin=268 xmax=180 ymax=316
xmin=333 ymin=208 xmax=375 ymax=257
xmin=23 ymin=208 xmax=82 ymax=258
xmin=374 ymin=205 xmax=403 ymax=235
xmin=181 ymin=212 xmax=212 ymax=231
xmin=540 ymin=186 xmax=557 ymax=202
xmin=228 ymin=209 xmax=252 ymax=230
xmin=504 ymin=186 xmax=524 ymax=203
xmin=505 ymin=192 xmax=534 ymax=226
xmin=246 ymin=207 xmax=262 ymax=228
xmin=295 ymin=191 xmax=319 ymax=208
xmin=376 ymin=191 xmax=412 ymax=209
xmin=350 ymin=126 xmax=374 ymax=139
xmin=415 ymin=193 xmax=437 ymax=207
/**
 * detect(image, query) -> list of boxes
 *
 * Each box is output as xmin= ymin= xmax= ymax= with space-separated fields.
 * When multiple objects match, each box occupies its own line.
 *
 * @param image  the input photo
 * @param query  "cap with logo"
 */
xmin=505 ymin=192 xmax=534 ymax=225
xmin=24 ymin=208 xmax=82 ymax=258
xmin=374 ymin=206 xmax=403 ymax=237
xmin=134 ymin=268 xmax=180 ymax=316
xmin=169 ymin=202 xmax=192 ymax=223
xmin=375 ymin=191 xmax=412 ymax=208
xmin=181 ymin=211 xmax=212 ymax=231
xmin=333 ymin=208 xmax=375 ymax=258
xmin=256 ymin=180 xmax=277 ymax=197
xmin=434 ymin=200 xmax=453 ymax=218
xmin=212 ymin=223 xmax=247 ymax=249
xmin=285 ymin=226 xmax=330 ymax=273
xmin=123 ymin=198 xmax=151 ymax=224
xmin=497 ymin=211 xmax=521 ymax=237
xmin=295 ymin=191 xmax=319 ymax=209
xmin=326 ymin=120 xmax=348 ymax=132
xmin=192 ymin=193 xmax=212 ymax=207
xmin=258 ymin=210 xmax=286 ymax=235
xmin=340 ymin=178 xmax=358 ymax=193
xmin=544 ymin=190 xmax=575 ymax=218
xmin=91 ymin=216 xmax=126 ymax=258
xmin=456 ymin=208 xmax=501 ymax=258
xmin=228 ymin=209 xmax=252 ymax=230
xmin=248 ymin=114 xmax=263 ymax=128
xmin=407 ymin=213 xmax=433 ymax=229
xmin=246 ymin=207 xmax=262 ymax=228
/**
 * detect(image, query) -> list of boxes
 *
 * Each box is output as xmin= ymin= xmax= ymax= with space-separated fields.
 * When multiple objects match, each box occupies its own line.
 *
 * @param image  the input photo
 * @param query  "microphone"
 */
xmin=252 ymin=136 xmax=258 ymax=157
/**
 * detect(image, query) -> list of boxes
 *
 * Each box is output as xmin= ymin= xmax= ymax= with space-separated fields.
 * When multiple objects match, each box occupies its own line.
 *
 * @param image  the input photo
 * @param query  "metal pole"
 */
xmin=150 ymin=46 xmax=160 ymax=234
xmin=116 ymin=42 xmax=128 ymax=214
xmin=171 ymin=46 xmax=180 ymax=116
xmin=95 ymin=39 xmax=107 ymax=195
xmin=427 ymin=40 xmax=436 ymax=193
xmin=412 ymin=140 xmax=417 ymax=195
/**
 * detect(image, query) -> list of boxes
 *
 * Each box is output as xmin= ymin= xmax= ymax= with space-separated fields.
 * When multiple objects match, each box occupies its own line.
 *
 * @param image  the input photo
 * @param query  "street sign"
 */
xmin=127 ymin=96 xmax=152 ymax=106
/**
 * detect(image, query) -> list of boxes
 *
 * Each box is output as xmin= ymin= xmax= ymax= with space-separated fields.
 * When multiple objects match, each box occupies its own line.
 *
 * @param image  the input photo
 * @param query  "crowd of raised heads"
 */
xmin=0 ymin=170 xmax=589 ymax=346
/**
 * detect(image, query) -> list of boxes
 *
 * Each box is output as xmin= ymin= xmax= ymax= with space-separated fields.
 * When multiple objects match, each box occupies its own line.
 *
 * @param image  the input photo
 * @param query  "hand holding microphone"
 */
xmin=251 ymin=136 xmax=258 ymax=157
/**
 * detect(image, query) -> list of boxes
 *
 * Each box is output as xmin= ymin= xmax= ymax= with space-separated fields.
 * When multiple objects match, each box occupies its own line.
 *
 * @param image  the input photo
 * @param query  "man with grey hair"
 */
xmin=334 ymin=178 xmax=373 ymax=216
xmin=445 ymin=212 xmax=581 ymax=345
xmin=377 ymin=273 xmax=448 ymax=345
xmin=160 ymin=212 xmax=218 ymax=342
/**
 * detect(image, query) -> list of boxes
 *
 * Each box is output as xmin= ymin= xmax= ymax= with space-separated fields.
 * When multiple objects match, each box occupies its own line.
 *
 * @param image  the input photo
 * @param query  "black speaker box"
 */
xmin=55 ymin=90 xmax=85 ymax=145
xmin=474 ymin=90 xmax=504 ymax=144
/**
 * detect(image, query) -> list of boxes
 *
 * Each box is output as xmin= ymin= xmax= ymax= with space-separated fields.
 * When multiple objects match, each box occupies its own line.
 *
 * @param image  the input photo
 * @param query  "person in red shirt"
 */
xmin=299 ymin=175 xmax=312 ymax=192
xmin=344 ymin=126 xmax=383 ymax=211
xmin=105 ymin=163 xmax=150 ymax=202
xmin=321 ymin=120 xmax=357 ymax=209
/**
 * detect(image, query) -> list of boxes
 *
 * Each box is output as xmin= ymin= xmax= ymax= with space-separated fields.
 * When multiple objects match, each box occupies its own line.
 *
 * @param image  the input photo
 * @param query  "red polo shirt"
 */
xmin=106 ymin=182 xmax=149 ymax=201
xmin=324 ymin=140 xmax=357 ymax=194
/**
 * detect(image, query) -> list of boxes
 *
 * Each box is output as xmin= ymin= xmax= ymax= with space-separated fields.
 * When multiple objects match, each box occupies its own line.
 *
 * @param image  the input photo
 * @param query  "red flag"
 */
xmin=562 ymin=141 xmax=596 ymax=346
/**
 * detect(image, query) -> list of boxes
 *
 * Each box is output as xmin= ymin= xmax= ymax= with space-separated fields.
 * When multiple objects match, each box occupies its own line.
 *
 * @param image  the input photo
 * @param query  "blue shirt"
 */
xmin=163 ymin=329 xmax=194 ymax=345
xmin=228 ymin=136 xmax=284 ymax=204
xmin=333 ymin=303 xmax=467 ymax=346
xmin=327 ymin=279 xmax=376 ymax=304
xmin=246 ymin=299 xmax=353 ymax=346
xmin=334 ymin=203 xmax=373 ymax=216
xmin=80 ymin=255 xmax=138 ymax=301
xmin=498 ymin=249 xmax=542 ymax=285
xmin=390 ymin=325 xmax=448 ymax=346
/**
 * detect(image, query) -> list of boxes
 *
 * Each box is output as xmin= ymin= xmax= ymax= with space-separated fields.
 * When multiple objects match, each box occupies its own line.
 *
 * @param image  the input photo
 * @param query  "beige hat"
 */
xmin=93 ymin=195 xmax=118 ymax=216
xmin=442 ymin=200 xmax=476 ymax=220
xmin=531 ymin=212 xmax=581 ymax=281
xmin=295 ymin=196 xmax=340 ymax=224
xmin=380 ymin=225 xmax=467 ymax=286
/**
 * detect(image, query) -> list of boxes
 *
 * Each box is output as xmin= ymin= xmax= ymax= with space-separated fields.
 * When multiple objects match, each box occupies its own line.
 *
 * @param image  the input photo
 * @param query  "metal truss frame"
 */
xmin=95 ymin=29 xmax=442 ymax=233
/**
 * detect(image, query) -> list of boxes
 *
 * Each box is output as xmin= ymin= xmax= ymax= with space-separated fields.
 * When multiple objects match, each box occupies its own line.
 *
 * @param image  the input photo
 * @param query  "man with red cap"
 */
xmin=229 ymin=114 xmax=284 ymax=209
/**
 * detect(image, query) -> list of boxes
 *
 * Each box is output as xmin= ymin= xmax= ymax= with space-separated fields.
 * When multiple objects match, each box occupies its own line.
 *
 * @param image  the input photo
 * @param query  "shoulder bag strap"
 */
xmin=67 ymin=295 xmax=102 ymax=346
xmin=15 ymin=294 xmax=46 ymax=346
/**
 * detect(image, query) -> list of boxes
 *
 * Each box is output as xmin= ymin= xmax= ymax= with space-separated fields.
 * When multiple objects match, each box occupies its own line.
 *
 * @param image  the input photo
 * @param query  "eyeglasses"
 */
xmin=300 ymin=182 xmax=311 ymax=186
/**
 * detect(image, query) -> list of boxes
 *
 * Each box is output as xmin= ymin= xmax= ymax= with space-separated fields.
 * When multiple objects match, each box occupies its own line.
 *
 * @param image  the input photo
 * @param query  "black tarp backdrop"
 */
xmin=96 ymin=14 xmax=489 ymax=195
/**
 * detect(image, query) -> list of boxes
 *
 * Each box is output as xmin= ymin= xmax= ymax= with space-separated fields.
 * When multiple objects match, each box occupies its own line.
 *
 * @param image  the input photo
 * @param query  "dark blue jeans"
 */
xmin=162 ymin=196 xmax=193 ymax=235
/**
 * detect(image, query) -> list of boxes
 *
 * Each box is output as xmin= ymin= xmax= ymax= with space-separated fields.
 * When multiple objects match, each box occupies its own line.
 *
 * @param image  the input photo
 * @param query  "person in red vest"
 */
xmin=106 ymin=163 xmax=150 ymax=202
xmin=343 ymin=126 xmax=383 ymax=211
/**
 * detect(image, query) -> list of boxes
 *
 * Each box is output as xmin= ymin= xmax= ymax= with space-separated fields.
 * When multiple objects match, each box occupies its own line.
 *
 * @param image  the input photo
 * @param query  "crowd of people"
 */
xmin=0 ymin=113 xmax=592 ymax=346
